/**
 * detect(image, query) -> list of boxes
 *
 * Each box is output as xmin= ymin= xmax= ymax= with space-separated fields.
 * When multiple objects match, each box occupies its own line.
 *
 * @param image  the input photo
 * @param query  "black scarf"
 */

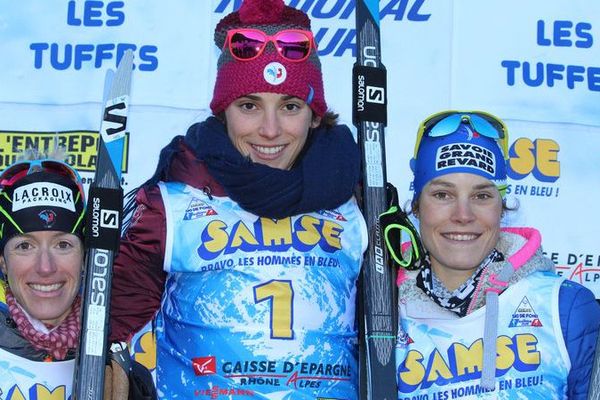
xmin=143 ymin=117 xmax=360 ymax=219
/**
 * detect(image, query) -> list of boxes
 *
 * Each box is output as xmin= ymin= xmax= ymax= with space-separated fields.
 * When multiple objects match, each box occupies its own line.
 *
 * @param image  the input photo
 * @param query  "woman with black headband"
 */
xmin=0 ymin=149 xmax=155 ymax=399
xmin=390 ymin=111 xmax=600 ymax=399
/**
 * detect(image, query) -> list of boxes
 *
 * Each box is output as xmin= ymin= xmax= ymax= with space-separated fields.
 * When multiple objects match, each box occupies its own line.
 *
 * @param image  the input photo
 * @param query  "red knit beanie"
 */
xmin=210 ymin=0 xmax=327 ymax=117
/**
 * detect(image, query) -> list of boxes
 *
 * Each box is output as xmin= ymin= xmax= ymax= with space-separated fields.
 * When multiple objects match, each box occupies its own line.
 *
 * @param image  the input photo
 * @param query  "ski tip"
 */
xmin=102 ymin=69 xmax=115 ymax=103
xmin=107 ymin=50 xmax=134 ymax=101
xmin=361 ymin=0 xmax=381 ymax=26
xmin=117 ymin=49 xmax=134 ymax=73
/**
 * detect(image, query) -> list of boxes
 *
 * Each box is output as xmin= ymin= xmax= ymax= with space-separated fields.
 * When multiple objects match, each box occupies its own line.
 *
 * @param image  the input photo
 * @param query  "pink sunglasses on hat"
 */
xmin=224 ymin=28 xmax=316 ymax=62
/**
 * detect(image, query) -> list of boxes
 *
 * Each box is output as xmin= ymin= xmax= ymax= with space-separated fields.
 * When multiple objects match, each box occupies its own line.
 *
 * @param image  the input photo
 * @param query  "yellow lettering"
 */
xmin=452 ymin=339 xmax=483 ymax=376
xmin=296 ymin=216 xmax=321 ymax=246
xmin=229 ymin=221 xmax=259 ymax=247
xmin=203 ymin=221 xmax=229 ymax=253
xmin=426 ymin=349 xmax=453 ymax=382
xmin=508 ymin=138 xmax=535 ymax=175
xmin=31 ymin=384 xmax=66 ymax=399
xmin=321 ymin=220 xmax=342 ymax=249
xmin=495 ymin=335 xmax=515 ymax=370
xmin=260 ymin=218 xmax=292 ymax=246
xmin=399 ymin=350 xmax=426 ymax=386
xmin=6 ymin=385 xmax=26 ymax=400
xmin=254 ymin=280 xmax=293 ymax=339
xmin=133 ymin=330 xmax=156 ymax=371
xmin=535 ymin=139 xmax=560 ymax=177
xmin=6 ymin=384 xmax=67 ymax=400
xmin=515 ymin=334 xmax=540 ymax=365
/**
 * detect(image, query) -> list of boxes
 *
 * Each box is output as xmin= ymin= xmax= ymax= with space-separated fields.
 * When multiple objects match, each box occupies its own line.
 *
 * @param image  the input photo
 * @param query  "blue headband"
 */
xmin=411 ymin=124 xmax=507 ymax=200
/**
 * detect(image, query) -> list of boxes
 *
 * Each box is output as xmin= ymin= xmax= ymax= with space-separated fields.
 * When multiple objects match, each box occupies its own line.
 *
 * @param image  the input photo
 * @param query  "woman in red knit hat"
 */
xmin=110 ymin=0 xmax=367 ymax=398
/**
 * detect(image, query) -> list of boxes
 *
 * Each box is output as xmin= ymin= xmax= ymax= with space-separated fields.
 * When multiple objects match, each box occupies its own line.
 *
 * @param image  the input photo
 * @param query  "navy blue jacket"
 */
xmin=559 ymin=280 xmax=600 ymax=399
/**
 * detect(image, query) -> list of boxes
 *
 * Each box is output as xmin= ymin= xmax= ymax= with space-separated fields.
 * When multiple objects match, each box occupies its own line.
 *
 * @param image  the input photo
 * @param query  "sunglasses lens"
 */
xmin=275 ymin=31 xmax=311 ymax=60
xmin=1 ymin=160 xmax=83 ymax=195
xmin=42 ymin=161 xmax=79 ymax=182
xmin=228 ymin=29 xmax=312 ymax=62
xmin=427 ymin=114 xmax=462 ymax=137
xmin=229 ymin=30 xmax=266 ymax=60
xmin=469 ymin=115 xmax=504 ymax=139
xmin=0 ymin=163 xmax=29 ymax=186
xmin=426 ymin=113 xmax=505 ymax=140
xmin=416 ymin=111 xmax=509 ymax=160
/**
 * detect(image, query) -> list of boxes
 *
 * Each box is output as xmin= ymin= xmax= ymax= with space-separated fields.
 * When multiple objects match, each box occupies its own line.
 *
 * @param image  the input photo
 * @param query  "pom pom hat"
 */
xmin=210 ymin=0 xmax=327 ymax=117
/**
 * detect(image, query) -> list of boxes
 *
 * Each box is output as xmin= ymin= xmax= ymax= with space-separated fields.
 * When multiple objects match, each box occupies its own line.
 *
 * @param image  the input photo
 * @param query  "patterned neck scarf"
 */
xmin=416 ymin=249 xmax=504 ymax=317
xmin=6 ymin=289 xmax=81 ymax=360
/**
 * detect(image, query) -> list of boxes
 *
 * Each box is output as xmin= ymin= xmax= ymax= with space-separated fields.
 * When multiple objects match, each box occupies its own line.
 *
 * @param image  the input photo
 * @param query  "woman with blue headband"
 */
xmin=392 ymin=111 xmax=600 ymax=399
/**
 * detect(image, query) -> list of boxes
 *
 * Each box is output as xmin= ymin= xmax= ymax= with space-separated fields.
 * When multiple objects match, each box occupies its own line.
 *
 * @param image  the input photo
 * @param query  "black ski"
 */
xmin=73 ymin=50 xmax=134 ymax=399
xmin=353 ymin=1 xmax=397 ymax=399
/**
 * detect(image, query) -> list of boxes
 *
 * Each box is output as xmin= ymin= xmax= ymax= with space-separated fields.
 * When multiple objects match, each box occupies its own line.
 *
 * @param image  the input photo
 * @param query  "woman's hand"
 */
xmin=103 ymin=359 xmax=129 ymax=400
xmin=103 ymin=342 xmax=131 ymax=400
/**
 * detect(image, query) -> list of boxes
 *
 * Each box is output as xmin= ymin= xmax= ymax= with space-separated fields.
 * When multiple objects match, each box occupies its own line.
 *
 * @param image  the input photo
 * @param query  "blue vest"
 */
xmin=396 ymin=271 xmax=569 ymax=399
xmin=155 ymin=181 xmax=367 ymax=399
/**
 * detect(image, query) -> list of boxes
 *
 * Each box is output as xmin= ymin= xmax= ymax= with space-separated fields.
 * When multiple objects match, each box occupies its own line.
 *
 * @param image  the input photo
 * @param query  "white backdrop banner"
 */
xmin=1 ymin=1 xmax=599 ymax=300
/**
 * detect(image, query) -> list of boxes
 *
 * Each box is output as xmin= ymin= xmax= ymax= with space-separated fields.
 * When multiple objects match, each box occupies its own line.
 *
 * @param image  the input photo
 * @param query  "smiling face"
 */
xmin=1 ymin=230 xmax=84 ymax=326
xmin=224 ymin=92 xmax=321 ymax=170
xmin=417 ymin=173 xmax=503 ymax=291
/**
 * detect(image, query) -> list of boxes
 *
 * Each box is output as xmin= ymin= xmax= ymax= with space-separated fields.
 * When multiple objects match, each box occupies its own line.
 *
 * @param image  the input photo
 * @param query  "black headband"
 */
xmin=0 ymin=171 xmax=85 ymax=253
